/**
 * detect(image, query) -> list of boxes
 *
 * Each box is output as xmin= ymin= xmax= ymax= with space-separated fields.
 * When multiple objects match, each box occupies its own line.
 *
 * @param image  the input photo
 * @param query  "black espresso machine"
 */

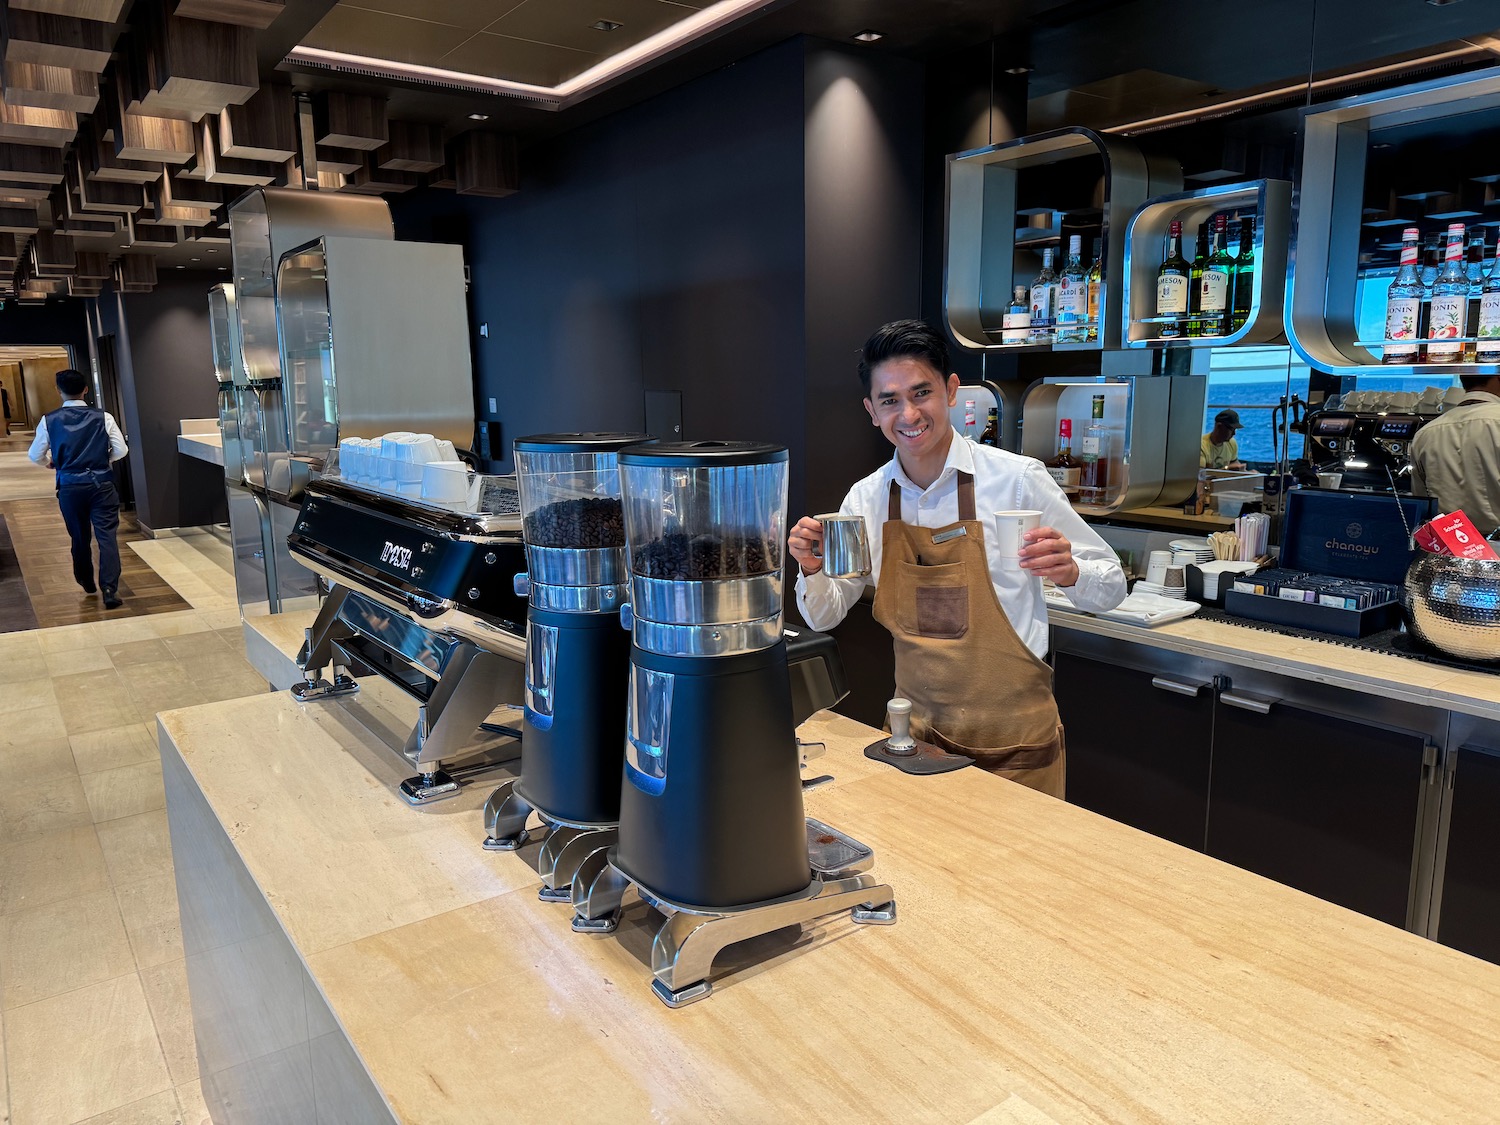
xmin=287 ymin=475 xmax=530 ymax=805
xmin=566 ymin=441 xmax=897 ymax=1009
xmin=1304 ymin=410 xmax=1428 ymax=491
xmin=483 ymin=433 xmax=646 ymax=899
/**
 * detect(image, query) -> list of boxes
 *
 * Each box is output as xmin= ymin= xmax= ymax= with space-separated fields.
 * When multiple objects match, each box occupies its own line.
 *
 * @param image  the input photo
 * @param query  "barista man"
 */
xmin=1201 ymin=408 xmax=1247 ymax=469
xmin=1410 ymin=374 xmax=1500 ymax=537
xmin=788 ymin=320 xmax=1126 ymax=798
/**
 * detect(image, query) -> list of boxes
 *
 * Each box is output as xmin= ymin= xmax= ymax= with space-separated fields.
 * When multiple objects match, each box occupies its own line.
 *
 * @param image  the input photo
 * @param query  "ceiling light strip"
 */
xmin=1105 ymin=46 xmax=1480 ymax=135
xmin=285 ymin=0 xmax=774 ymax=110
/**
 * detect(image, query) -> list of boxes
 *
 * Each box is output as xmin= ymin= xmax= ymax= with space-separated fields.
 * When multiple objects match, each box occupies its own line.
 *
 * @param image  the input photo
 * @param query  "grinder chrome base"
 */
xmin=570 ymin=819 xmax=897 ymax=1009
xmin=483 ymin=779 xmax=620 ymax=901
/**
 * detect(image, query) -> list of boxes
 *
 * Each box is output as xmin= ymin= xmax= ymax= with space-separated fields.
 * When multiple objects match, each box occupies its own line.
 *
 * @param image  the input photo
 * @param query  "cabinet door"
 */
xmin=1208 ymin=691 xmax=1427 ymax=928
xmin=1435 ymin=744 xmax=1500 ymax=964
xmin=1055 ymin=651 xmax=1213 ymax=850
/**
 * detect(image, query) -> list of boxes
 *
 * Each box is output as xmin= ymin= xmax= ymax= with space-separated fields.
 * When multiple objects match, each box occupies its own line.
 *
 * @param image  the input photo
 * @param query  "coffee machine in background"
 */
xmin=1304 ymin=409 xmax=1427 ymax=492
xmin=483 ymin=433 xmax=648 ymax=899
xmin=568 ymin=440 xmax=896 ymax=1009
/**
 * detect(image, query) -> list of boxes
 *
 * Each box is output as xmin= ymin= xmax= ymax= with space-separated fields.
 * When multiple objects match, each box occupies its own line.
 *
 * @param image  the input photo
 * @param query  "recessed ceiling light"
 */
xmin=1426 ymin=0 xmax=1461 ymax=6
xmin=1004 ymin=65 xmax=1033 ymax=75
xmin=468 ymin=112 xmax=489 ymax=121
xmin=175 ymin=264 xmax=185 ymax=269
xmin=592 ymin=20 xmax=622 ymax=31
xmin=190 ymin=257 xmax=200 ymax=262
xmin=852 ymin=29 xmax=883 ymax=42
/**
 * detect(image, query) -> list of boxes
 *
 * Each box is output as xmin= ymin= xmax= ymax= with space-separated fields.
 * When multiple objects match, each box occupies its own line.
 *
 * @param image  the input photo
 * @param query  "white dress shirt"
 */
xmin=28 ymin=400 xmax=129 ymax=468
xmin=1410 ymin=390 xmax=1500 ymax=537
xmin=795 ymin=434 xmax=1127 ymax=658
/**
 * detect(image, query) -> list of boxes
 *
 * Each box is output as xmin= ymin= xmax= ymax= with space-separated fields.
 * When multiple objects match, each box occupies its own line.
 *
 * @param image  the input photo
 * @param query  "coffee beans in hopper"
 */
xmin=524 ymin=498 xmax=625 ymax=548
xmin=632 ymin=531 xmax=781 ymax=579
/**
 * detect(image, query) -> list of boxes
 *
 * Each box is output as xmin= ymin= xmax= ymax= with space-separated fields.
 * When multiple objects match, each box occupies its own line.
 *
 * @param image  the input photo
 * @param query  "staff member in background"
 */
xmin=28 ymin=368 xmax=129 ymax=609
xmin=1410 ymin=373 xmax=1500 ymax=536
xmin=1201 ymin=408 xmax=1247 ymax=469
xmin=788 ymin=320 xmax=1126 ymax=797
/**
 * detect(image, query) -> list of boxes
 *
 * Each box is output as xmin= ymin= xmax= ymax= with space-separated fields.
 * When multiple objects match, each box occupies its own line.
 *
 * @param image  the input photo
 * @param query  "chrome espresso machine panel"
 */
xmin=288 ymin=475 xmax=530 ymax=804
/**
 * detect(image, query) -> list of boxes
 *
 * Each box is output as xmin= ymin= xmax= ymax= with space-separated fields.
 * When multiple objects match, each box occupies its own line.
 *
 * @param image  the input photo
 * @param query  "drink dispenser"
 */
xmin=502 ymin=434 xmax=646 ymax=831
xmin=614 ymin=441 xmax=810 ymax=909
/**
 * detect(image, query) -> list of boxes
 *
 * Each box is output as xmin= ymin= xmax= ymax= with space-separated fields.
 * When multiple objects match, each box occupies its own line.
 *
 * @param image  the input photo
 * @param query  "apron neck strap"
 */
xmin=888 ymin=471 xmax=977 ymax=522
xmin=956 ymin=471 xmax=976 ymax=522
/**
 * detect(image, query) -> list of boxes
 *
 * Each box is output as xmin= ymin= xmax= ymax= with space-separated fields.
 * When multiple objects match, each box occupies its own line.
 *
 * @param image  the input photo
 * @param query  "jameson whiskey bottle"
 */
xmin=1199 ymin=215 xmax=1233 ymax=336
xmin=1078 ymin=395 xmax=1110 ymax=506
xmin=1045 ymin=419 xmax=1082 ymax=496
xmin=1230 ymin=215 xmax=1254 ymax=331
xmin=1156 ymin=220 xmax=1190 ymax=339
xmin=1383 ymin=227 xmax=1423 ymax=364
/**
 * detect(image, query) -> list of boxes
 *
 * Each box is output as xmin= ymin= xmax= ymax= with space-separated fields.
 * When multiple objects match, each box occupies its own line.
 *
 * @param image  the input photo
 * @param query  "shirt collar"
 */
xmin=62 ymin=399 xmax=87 ymax=406
xmin=889 ymin=425 xmax=970 ymax=492
xmin=1459 ymin=390 xmax=1500 ymax=406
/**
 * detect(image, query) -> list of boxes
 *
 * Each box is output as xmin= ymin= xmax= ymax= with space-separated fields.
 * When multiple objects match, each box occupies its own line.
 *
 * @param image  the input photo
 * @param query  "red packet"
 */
xmin=1414 ymin=520 xmax=1447 ymax=554
xmin=1428 ymin=511 xmax=1500 ymax=560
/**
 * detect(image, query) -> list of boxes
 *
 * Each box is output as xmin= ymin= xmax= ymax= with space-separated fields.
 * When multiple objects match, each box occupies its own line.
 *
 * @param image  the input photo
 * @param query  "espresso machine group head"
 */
xmin=568 ymin=441 xmax=896 ymax=1008
xmin=483 ymin=433 xmax=649 ymax=900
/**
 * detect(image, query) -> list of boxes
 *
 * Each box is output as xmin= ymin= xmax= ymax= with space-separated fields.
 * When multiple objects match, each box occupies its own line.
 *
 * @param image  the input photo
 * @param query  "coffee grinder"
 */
xmin=483 ymin=434 xmax=646 ymax=899
xmin=570 ymin=441 xmax=896 ymax=1009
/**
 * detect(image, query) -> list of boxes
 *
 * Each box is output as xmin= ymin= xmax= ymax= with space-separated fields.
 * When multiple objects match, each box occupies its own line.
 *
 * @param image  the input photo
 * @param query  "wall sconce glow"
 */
xmin=852 ymin=30 xmax=883 ymax=43
xmin=468 ymin=113 xmax=490 ymax=121
xmin=286 ymin=0 xmax=773 ymax=111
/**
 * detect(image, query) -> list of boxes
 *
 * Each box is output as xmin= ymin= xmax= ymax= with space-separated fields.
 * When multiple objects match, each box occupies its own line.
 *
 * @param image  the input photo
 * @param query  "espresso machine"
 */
xmin=1305 ymin=410 xmax=1425 ymax=491
xmin=482 ymin=433 xmax=647 ymax=900
xmin=569 ymin=441 xmax=896 ymax=1008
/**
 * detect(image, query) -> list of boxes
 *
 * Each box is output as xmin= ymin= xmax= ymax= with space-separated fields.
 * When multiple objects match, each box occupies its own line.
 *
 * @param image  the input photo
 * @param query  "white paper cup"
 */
xmin=1317 ymin=472 xmax=1343 ymax=489
xmin=993 ymin=509 xmax=1043 ymax=562
xmin=421 ymin=460 xmax=470 ymax=504
xmin=1146 ymin=550 xmax=1172 ymax=585
xmin=1164 ymin=564 xmax=1187 ymax=589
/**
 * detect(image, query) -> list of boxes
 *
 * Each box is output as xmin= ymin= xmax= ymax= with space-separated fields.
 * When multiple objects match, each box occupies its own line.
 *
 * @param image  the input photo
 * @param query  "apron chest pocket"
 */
xmin=894 ymin=562 xmax=970 ymax=639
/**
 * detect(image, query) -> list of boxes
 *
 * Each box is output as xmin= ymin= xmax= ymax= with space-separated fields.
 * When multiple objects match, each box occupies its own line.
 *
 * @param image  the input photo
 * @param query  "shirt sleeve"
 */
xmin=1022 ymin=461 xmax=1127 ymax=612
xmin=27 ymin=417 xmax=50 ymax=466
xmin=104 ymin=413 xmax=128 ymax=463
xmin=794 ymin=487 xmax=871 ymax=631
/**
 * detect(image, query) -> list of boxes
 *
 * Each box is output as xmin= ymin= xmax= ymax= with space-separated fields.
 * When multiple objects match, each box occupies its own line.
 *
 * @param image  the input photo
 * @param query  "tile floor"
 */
xmin=0 ymin=448 xmax=269 ymax=1123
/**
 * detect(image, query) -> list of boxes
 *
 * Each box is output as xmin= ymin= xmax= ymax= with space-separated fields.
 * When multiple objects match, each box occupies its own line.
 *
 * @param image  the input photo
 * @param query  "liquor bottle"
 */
xmin=1427 ymin=222 xmax=1468 ymax=363
xmin=1383 ymin=227 xmax=1424 ymax=365
xmin=1029 ymin=249 xmax=1058 ymax=343
xmin=1187 ymin=224 xmax=1210 ymax=337
xmin=1418 ymin=233 xmax=1441 ymax=342
xmin=1156 ymin=220 xmax=1191 ymax=339
xmin=1078 ymin=395 xmax=1110 ymax=506
xmin=1001 ymin=285 xmax=1031 ymax=345
xmin=1477 ymin=261 xmax=1500 ymax=362
xmin=1466 ymin=230 xmax=1488 ymax=361
xmin=1055 ymin=235 xmax=1088 ymax=342
xmin=1044 ymin=418 xmax=1081 ymax=496
xmin=962 ymin=397 xmax=978 ymax=439
xmin=1200 ymin=215 xmax=1233 ymax=336
xmin=1230 ymin=216 xmax=1254 ymax=331
xmin=978 ymin=407 xmax=999 ymax=447
xmin=1086 ymin=237 xmax=1103 ymax=342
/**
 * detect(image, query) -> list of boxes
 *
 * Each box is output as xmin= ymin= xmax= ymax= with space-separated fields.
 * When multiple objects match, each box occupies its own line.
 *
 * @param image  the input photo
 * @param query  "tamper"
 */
xmin=885 ymin=697 xmax=917 ymax=756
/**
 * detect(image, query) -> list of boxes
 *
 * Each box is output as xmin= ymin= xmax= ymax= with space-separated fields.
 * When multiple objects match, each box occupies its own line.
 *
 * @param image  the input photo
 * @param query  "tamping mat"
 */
xmin=863 ymin=737 xmax=973 ymax=775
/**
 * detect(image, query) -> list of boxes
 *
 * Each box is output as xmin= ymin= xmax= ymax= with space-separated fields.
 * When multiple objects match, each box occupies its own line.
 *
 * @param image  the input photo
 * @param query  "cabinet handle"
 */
xmin=1220 ymin=690 xmax=1278 ymax=714
xmin=1151 ymin=675 xmax=1208 ymax=697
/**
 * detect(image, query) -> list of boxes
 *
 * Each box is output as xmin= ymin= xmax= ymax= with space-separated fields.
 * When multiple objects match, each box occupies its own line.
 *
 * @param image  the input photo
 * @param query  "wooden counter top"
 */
xmin=161 ymin=685 xmax=1500 ymax=1123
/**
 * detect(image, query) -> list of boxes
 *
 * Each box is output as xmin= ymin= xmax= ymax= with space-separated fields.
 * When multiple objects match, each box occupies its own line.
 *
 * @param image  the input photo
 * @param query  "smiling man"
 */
xmin=788 ymin=319 xmax=1125 ymax=797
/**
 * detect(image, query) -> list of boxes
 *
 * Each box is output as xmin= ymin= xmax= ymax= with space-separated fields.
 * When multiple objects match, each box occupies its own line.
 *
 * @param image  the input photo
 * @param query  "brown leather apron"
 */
xmin=871 ymin=473 xmax=1065 ymax=797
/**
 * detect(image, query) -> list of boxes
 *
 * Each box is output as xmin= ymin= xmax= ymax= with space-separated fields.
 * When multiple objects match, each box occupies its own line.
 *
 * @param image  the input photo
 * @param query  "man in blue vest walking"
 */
xmin=28 ymin=368 xmax=130 ymax=609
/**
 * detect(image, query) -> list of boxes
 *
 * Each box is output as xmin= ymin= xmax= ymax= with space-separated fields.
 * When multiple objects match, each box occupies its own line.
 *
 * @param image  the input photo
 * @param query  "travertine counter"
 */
xmin=162 ymin=679 xmax=1500 ymax=1123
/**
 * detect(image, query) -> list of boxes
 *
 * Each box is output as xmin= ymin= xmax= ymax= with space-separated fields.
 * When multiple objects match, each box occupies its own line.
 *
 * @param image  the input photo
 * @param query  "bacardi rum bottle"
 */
xmin=1055 ymin=235 xmax=1088 ymax=343
xmin=1078 ymin=395 xmax=1110 ymax=506
xmin=1427 ymin=223 xmax=1468 ymax=363
xmin=1383 ymin=227 xmax=1423 ymax=365
xmin=1029 ymin=249 xmax=1058 ymax=344
xmin=1044 ymin=419 xmax=1081 ymax=496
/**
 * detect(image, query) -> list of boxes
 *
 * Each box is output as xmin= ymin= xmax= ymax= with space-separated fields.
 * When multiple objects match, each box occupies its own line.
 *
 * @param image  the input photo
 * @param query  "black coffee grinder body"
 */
xmin=616 ymin=640 xmax=809 ymax=908
xmin=483 ymin=433 xmax=648 ymax=880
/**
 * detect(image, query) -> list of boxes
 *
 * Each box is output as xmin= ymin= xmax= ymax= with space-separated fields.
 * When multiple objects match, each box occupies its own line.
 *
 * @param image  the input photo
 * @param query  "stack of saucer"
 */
xmin=1169 ymin=537 xmax=1214 ymax=566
